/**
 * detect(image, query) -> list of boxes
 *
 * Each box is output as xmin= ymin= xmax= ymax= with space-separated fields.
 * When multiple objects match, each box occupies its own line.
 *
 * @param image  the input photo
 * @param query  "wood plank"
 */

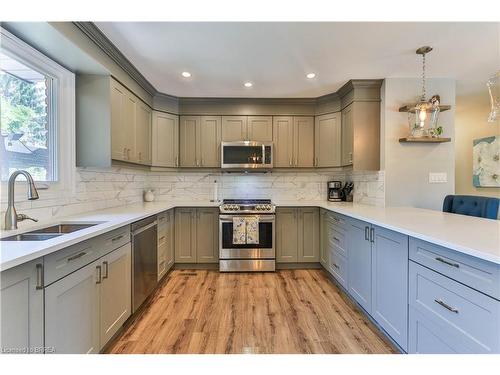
xmin=106 ymin=269 xmax=397 ymax=354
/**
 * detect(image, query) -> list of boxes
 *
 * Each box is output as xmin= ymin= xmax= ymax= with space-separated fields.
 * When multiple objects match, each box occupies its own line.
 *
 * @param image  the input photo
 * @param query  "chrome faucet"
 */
xmin=4 ymin=170 xmax=40 ymax=230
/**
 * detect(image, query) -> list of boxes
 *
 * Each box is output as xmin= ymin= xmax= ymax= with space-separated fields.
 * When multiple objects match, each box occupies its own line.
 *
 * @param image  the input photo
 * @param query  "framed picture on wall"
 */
xmin=473 ymin=135 xmax=500 ymax=187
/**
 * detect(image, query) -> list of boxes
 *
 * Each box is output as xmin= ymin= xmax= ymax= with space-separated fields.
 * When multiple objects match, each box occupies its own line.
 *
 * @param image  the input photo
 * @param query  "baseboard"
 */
xmin=276 ymin=262 xmax=322 ymax=269
xmin=174 ymin=263 xmax=219 ymax=270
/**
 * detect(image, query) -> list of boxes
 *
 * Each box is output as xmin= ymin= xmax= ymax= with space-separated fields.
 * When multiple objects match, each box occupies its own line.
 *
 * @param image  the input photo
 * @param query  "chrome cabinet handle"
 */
xmin=175 ymin=156 xmax=179 ymax=167
xmin=138 ymin=151 xmax=142 ymax=161
xmin=332 ymin=263 xmax=339 ymax=269
xmin=289 ymin=158 xmax=292 ymax=166
xmin=67 ymin=252 xmax=87 ymax=262
xmin=123 ymin=147 xmax=127 ymax=159
xmin=102 ymin=261 xmax=109 ymax=279
xmin=159 ymin=235 xmax=166 ymax=242
xmin=435 ymin=257 xmax=459 ymax=268
xmin=126 ymin=148 xmax=131 ymax=159
xmin=333 ymin=236 xmax=340 ymax=242
xmin=348 ymin=152 xmax=353 ymax=164
xmin=96 ymin=265 xmax=102 ymax=284
xmin=434 ymin=299 xmax=459 ymax=313
xmin=370 ymin=227 xmax=375 ymax=243
xmin=364 ymin=226 xmax=370 ymax=241
xmin=315 ymin=157 xmax=319 ymax=166
xmin=36 ymin=263 xmax=44 ymax=290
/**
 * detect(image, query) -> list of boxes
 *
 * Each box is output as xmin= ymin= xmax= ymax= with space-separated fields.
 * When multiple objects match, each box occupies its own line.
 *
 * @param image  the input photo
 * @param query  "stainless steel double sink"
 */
xmin=1 ymin=223 xmax=101 ymax=241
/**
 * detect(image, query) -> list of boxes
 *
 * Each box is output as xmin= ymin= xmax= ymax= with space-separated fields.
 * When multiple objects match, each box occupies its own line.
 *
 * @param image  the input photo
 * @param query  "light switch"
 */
xmin=429 ymin=172 xmax=448 ymax=183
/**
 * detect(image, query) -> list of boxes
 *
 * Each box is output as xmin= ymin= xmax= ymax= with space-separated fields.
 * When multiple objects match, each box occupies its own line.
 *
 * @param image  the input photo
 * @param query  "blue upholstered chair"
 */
xmin=443 ymin=195 xmax=500 ymax=220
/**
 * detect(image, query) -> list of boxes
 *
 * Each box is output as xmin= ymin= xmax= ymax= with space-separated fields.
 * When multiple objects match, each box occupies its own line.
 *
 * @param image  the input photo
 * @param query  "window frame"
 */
xmin=0 ymin=27 xmax=75 ymax=201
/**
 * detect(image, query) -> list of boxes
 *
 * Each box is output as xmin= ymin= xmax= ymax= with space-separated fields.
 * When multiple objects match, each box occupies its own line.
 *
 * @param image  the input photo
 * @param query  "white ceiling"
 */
xmin=96 ymin=22 xmax=499 ymax=98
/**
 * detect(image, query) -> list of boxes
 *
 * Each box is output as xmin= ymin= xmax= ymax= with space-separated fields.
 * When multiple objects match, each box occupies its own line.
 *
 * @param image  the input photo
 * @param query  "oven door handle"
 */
xmin=219 ymin=215 xmax=275 ymax=222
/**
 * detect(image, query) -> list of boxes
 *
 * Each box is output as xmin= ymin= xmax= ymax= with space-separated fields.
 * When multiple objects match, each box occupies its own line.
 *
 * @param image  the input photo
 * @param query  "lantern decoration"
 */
xmin=406 ymin=46 xmax=442 ymax=138
xmin=487 ymin=71 xmax=499 ymax=123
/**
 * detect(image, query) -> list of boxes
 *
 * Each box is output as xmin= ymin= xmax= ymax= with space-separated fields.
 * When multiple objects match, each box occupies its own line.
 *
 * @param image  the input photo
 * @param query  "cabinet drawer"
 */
xmin=409 ymin=237 xmax=500 ymax=300
xmin=326 ymin=211 xmax=348 ymax=231
xmin=44 ymin=226 xmax=130 ymax=286
xmin=409 ymin=261 xmax=500 ymax=353
xmin=328 ymin=225 xmax=347 ymax=257
xmin=328 ymin=247 xmax=347 ymax=289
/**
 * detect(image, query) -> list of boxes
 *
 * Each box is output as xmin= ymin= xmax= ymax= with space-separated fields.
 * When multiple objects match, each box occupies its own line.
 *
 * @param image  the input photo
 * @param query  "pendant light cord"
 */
xmin=421 ymin=52 xmax=426 ymax=101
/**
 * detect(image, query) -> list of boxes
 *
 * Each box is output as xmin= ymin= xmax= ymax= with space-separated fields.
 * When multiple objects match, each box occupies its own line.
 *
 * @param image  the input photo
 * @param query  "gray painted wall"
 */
xmin=381 ymin=78 xmax=456 ymax=210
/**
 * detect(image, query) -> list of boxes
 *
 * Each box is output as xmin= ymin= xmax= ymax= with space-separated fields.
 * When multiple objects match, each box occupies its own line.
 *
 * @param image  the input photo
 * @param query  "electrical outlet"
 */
xmin=429 ymin=172 xmax=448 ymax=183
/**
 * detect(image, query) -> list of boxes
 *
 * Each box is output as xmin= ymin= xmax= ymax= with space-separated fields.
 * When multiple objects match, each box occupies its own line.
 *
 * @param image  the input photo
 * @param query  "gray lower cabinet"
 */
xmin=175 ymin=207 xmax=218 ymax=263
xmin=45 ymin=243 xmax=131 ymax=354
xmin=158 ymin=209 xmax=175 ymax=279
xmin=0 ymin=259 xmax=44 ymax=354
xmin=319 ymin=209 xmax=328 ymax=267
xmin=276 ymin=207 xmax=319 ymax=263
xmin=45 ymin=257 xmax=101 ymax=354
xmin=371 ymin=226 xmax=408 ymax=351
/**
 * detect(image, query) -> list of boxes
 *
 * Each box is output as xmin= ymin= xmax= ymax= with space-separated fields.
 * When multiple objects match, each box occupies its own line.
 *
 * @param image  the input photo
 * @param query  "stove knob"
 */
xmin=255 ymin=205 xmax=261 ymax=211
xmin=266 ymin=204 xmax=272 ymax=211
xmin=232 ymin=205 xmax=239 ymax=211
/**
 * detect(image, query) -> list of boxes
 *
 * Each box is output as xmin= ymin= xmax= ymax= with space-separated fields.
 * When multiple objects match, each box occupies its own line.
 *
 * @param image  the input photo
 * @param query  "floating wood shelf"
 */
xmin=399 ymin=104 xmax=451 ymax=113
xmin=399 ymin=137 xmax=451 ymax=143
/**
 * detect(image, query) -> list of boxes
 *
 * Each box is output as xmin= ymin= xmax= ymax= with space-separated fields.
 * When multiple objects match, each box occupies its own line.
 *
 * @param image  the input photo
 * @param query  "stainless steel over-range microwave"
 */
xmin=221 ymin=141 xmax=273 ymax=169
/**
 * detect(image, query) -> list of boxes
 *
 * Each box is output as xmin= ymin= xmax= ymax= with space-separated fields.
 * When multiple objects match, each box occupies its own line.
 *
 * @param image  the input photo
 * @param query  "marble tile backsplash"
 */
xmin=0 ymin=167 xmax=384 ymax=230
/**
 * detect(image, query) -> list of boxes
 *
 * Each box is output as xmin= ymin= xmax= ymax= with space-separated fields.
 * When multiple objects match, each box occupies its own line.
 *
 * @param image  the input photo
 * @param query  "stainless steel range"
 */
xmin=219 ymin=199 xmax=275 ymax=272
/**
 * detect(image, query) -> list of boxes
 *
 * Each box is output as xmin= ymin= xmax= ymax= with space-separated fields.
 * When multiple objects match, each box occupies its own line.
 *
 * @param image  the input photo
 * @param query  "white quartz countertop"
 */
xmin=1 ymin=200 xmax=499 ymax=271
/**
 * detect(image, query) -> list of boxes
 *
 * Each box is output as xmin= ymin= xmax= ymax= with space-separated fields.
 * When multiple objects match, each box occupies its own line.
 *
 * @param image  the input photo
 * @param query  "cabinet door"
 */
xmin=199 ymin=116 xmax=222 ymax=167
xmin=298 ymin=207 xmax=319 ymax=262
xmin=319 ymin=209 xmax=328 ymax=267
xmin=123 ymin=93 xmax=137 ymax=162
xmin=347 ymin=218 xmax=372 ymax=313
xmin=110 ymin=81 xmax=127 ymax=162
xmin=179 ymin=116 xmax=199 ymax=167
xmin=196 ymin=208 xmax=219 ymax=263
xmin=276 ymin=208 xmax=298 ymax=263
xmin=351 ymin=101 xmax=381 ymax=171
xmin=99 ymin=243 xmax=131 ymax=348
xmin=152 ymin=111 xmax=179 ymax=167
xmin=341 ymin=104 xmax=354 ymax=166
xmin=371 ymin=225 xmax=409 ymax=351
xmin=45 ymin=259 xmax=101 ymax=354
xmin=221 ymin=116 xmax=248 ymax=141
xmin=247 ymin=116 xmax=273 ymax=142
xmin=272 ymin=116 xmax=294 ymax=167
xmin=175 ymin=208 xmax=197 ymax=263
xmin=165 ymin=210 xmax=175 ymax=270
xmin=135 ymin=102 xmax=152 ymax=165
xmin=1 ymin=259 xmax=44 ymax=353
xmin=294 ymin=117 xmax=314 ymax=167
xmin=314 ymin=112 xmax=341 ymax=167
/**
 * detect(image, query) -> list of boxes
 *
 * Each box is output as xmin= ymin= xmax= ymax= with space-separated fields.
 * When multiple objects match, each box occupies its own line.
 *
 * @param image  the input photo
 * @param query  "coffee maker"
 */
xmin=327 ymin=181 xmax=343 ymax=202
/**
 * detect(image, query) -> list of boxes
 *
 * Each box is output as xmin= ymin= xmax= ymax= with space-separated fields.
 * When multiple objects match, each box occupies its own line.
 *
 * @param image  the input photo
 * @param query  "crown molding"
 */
xmin=73 ymin=22 xmax=157 ymax=96
xmin=336 ymin=79 xmax=383 ymax=99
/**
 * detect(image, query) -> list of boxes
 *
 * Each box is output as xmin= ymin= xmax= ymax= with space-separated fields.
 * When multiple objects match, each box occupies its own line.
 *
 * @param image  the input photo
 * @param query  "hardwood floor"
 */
xmin=106 ymin=269 xmax=397 ymax=354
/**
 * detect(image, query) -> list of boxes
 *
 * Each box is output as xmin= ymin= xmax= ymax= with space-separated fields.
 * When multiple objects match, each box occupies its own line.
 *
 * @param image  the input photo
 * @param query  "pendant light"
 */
xmin=406 ymin=46 xmax=441 ymax=138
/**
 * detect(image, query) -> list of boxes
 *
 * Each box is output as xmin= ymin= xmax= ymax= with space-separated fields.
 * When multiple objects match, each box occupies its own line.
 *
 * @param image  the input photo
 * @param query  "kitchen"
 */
xmin=1 ymin=6 xmax=500 ymax=370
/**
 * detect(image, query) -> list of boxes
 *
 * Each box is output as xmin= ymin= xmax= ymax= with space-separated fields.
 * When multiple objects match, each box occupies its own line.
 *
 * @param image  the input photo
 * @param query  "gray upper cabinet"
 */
xmin=273 ymin=116 xmax=314 ymax=168
xmin=152 ymin=111 xmax=179 ymax=167
xmin=273 ymin=116 xmax=294 ymax=167
xmin=1 ymin=259 xmax=44 ymax=354
xmin=294 ymin=117 xmax=314 ymax=167
xmin=341 ymin=101 xmax=380 ymax=170
xmin=199 ymin=116 xmax=222 ymax=167
xmin=180 ymin=116 xmax=221 ymax=167
xmin=314 ymin=112 xmax=341 ymax=167
xmin=135 ymin=101 xmax=152 ymax=165
xmin=222 ymin=116 xmax=248 ymax=141
xmin=247 ymin=116 xmax=273 ymax=141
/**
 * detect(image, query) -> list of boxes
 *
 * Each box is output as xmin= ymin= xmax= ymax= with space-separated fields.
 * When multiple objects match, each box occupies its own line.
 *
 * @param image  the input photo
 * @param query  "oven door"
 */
xmin=219 ymin=214 xmax=275 ymax=259
xmin=221 ymin=142 xmax=273 ymax=169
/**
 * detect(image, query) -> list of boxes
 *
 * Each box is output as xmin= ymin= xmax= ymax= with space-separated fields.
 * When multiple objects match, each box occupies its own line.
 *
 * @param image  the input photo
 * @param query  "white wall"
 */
xmin=381 ymin=78 xmax=456 ymax=210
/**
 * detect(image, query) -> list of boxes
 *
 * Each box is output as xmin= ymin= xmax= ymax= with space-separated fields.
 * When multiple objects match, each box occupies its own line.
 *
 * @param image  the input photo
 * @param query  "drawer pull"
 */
xmin=36 ymin=263 xmax=44 ymax=290
xmin=111 ymin=234 xmax=125 ymax=242
xmin=364 ymin=226 xmax=370 ymax=241
xmin=435 ymin=257 xmax=460 ymax=268
xmin=333 ymin=236 xmax=340 ymax=242
xmin=67 ymin=252 xmax=87 ymax=262
xmin=332 ymin=263 xmax=339 ymax=269
xmin=102 ymin=261 xmax=109 ymax=279
xmin=434 ymin=299 xmax=459 ymax=314
xmin=159 ymin=236 xmax=166 ymax=242
xmin=96 ymin=265 xmax=102 ymax=284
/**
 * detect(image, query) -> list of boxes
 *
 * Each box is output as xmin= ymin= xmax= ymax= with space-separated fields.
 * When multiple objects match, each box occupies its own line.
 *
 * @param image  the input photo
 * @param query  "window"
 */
xmin=0 ymin=27 xmax=75 ymax=194
xmin=0 ymin=52 xmax=56 ymax=181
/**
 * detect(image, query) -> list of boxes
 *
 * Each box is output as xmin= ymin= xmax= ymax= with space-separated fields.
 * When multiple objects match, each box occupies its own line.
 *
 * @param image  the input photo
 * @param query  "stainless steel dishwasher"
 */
xmin=131 ymin=215 xmax=158 ymax=312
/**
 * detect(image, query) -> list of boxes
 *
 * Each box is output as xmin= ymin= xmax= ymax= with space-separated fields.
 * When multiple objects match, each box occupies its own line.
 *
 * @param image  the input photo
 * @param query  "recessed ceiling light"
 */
xmin=181 ymin=71 xmax=191 ymax=78
xmin=306 ymin=73 xmax=316 ymax=79
xmin=244 ymin=82 xmax=253 ymax=87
